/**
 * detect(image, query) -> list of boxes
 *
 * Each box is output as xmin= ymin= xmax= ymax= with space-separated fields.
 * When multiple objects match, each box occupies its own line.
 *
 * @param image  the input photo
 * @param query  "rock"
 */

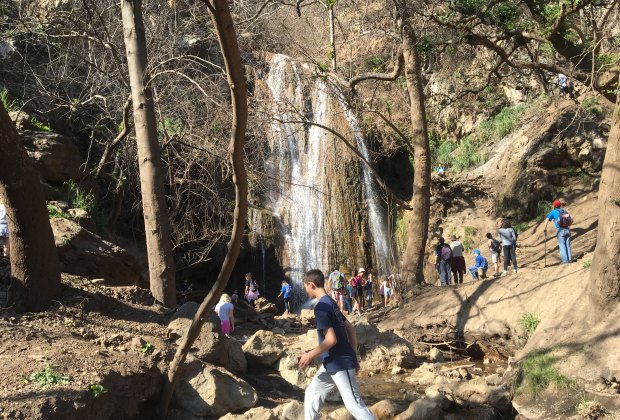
xmin=484 ymin=373 xmax=502 ymax=386
xmin=254 ymin=297 xmax=278 ymax=314
xmin=243 ymin=330 xmax=285 ymax=368
xmin=277 ymin=349 xmax=319 ymax=388
xmin=167 ymin=302 xmax=202 ymax=337
xmin=450 ymin=382 xmax=512 ymax=412
xmin=354 ymin=321 xmax=415 ymax=372
xmin=174 ymin=359 xmax=257 ymax=418
xmin=67 ymin=208 xmax=98 ymax=232
xmin=281 ymin=400 xmax=304 ymax=420
xmin=392 ymin=366 xmax=405 ymax=375
xmin=220 ymin=407 xmax=277 ymax=420
xmin=21 ymin=130 xmax=85 ymax=182
xmin=9 ymin=110 xmax=33 ymax=130
xmin=48 ymin=200 xmax=71 ymax=213
xmin=272 ymin=327 xmax=286 ymax=335
xmin=394 ymin=398 xmax=443 ymax=420
xmin=299 ymin=308 xmax=315 ymax=326
xmin=50 ymin=218 xmax=142 ymax=285
xmin=166 ymin=408 xmax=204 ymax=420
xmin=406 ymin=363 xmax=439 ymax=386
xmin=370 ymin=399 xmax=406 ymax=420
xmin=467 ymin=407 xmax=498 ymax=420
xmin=428 ymin=348 xmax=444 ymax=363
xmin=327 ymin=407 xmax=354 ymax=420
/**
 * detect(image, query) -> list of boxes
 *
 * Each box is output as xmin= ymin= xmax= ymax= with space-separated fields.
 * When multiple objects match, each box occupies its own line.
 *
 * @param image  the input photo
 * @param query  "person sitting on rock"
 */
xmin=298 ymin=269 xmax=375 ymax=420
xmin=468 ymin=249 xmax=489 ymax=280
xmin=277 ymin=280 xmax=292 ymax=313
xmin=0 ymin=203 xmax=9 ymax=258
xmin=214 ymin=293 xmax=235 ymax=337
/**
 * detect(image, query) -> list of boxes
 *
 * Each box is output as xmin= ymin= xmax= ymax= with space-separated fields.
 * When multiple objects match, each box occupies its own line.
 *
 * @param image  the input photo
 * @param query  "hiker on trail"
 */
xmin=544 ymin=199 xmax=573 ymax=264
xmin=278 ymin=280 xmax=292 ymax=313
xmin=214 ymin=293 xmax=235 ymax=337
xmin=486 ymin=232 xmax=501 ymax=277
xmin=364 ymin=274 xmax=373 ymax=309
xmin=435 ymin=237 xmax=453 ymax=286
xmin=353 ymin=269 xmax=366 ymax=313
xmin=298 ymin=269 xmax=375 ymax=420
xmin=449 ymin=235 xmax=466 ymax=284
xmin=468 ymin=249 xmax=489 ymax=280
xmin=497 ymin=219 xmax=518 ymax=275
xmin=349 ymin=275 xmax=361 ymax=315
xmin=244 ymin=272 xmax=260 ymax=306
xmin=327 ymin=267 xmax=346 ymax=312
xmin=344 ymin=280 xmax=353 ymax=314
xmin=381 ymin=276 xmax=392 ymax=306
xmin=0 ymin=203 xmax=9 ymax=258
xmin=558 ymin=73 xmax=575 ymax=98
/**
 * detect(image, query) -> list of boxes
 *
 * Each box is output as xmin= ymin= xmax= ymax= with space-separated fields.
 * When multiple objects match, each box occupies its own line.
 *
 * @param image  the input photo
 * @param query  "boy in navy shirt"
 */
xmin=297 ymin=269 xmax=375 ymax=420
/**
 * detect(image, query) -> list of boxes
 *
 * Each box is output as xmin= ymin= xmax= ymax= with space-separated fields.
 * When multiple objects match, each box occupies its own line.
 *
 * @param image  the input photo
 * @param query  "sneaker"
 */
xmin=501 ymin=270 xmax=509 ymax=276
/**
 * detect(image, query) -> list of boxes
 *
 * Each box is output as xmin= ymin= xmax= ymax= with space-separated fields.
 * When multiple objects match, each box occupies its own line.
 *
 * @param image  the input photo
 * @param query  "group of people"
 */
xmin=326 ymin=267 xmax=394 ymax=316
xmin=434 ymin=199 xmax=573 ymax=286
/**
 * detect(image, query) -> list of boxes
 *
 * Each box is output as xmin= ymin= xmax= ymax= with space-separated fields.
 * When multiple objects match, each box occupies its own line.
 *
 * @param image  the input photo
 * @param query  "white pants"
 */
xmin=304 ymin=365 xmax=375 ymax=420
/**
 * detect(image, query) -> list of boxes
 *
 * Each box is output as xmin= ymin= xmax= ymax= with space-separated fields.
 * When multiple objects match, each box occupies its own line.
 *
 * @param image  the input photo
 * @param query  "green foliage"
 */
xmin=513 ymin=222 xmax=529 ymax=234
xmin=158 ymin=116 xmax=184 ymax=137
xmin=520 ymin=312 xmax=540 ymax=339
xmin=477 ymin=86 xmax=510 ymax=115
xmin=416 ymin=36 xmax=434 ymax=56
xmin=65 ymin=180 xmax=95 ymax=213
xmin=582 ymin=97 xmax=603 ymax=118
xmin=323 ymin=0 xmax=337 ymax=7
xmin=0 ymin=88 xmax=20 ymax=112
xmin=536 ymin=200 xmax=552 ymax=221
xmin=29 ymin=359 xmax=70 ymax=388
xmin=582 ymin=260 xmax=592 ymax=269
xmin=462 ymin=236 xmax=474 ymax=252
xmin=31 ymin=117 xmax=52 ymax=132
xmin=490 ymin=2 xmax=520 ymax=30
xmin=47 ymin=204 xmax=77 ymax=222
xmin=140 ymin=341 xmax=154 ymax=355
xmin=89 ymin=383 xmax=108 ymax=398
xmin=454 ymin=0 xmax=485 ymax=15
xmin=576 ymin=393 xmax=607 ymax=419
xmin=463 ymin=226 xmax=477 ymax=237
xmin=517 ymin=352 xmax=571 ymax=398
xmin=364 ymin=55 xmax=386 ymax=73
xmin=477 ymin=103 xmax=526 ymax=141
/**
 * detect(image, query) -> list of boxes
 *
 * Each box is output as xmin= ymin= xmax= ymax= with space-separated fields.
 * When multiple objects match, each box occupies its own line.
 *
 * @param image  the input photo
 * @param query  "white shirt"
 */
xmin=215 ymin=301 xmax=234 ymax=321
xmin=449 ymin=241 xmax=464 ymax=258
xmin=558 ymin=73 xmax=567 ymax=87
xmin=0 ymin=204 xmax=7 ymax=226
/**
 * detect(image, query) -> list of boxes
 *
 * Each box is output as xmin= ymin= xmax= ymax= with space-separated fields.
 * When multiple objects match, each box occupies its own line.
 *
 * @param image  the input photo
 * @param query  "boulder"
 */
xmin=327 ymin=407 xmax=354 ymax=420
xmin=299 ymin=308 xmax=315 ymax=326
xmin=220 ymin=407 xmax=277 ymax=420
xmin=174 ymin=359 xmax=257 ymax=418
xmin=67 ymin=208 xmax=98 ymax=232
xmin=21 ymin=130 xmax=85 ymax=182
xmin=393 ymin=398 xmax=444 ymax=420
xmin=242 ymin=330 xmax=285 ymax=368
xmin=50 ymin=218 xmax=142 ymax=285
xmin=406 ymin=363 xmax=439 ymax=387
xmin=167 ymin=302 xmax=203 ymax=337
xmin=370 ymin=399 xmax=407 ymax=420
xmin=450 ymin=382 xmax=512 ymax=412
xmin=165 ymin=408 xmax=203 ymax=420
xmin=9 ymin=110 xmax=33 ymax=130
xmin=354 ymin=321 xmax=415 ymax=372
xmin=428 ymin=348 xmax=444 ymax=363
xmin=277 ymin=349 xmax=319 ymax=388
xmin=254 ymin=297 xmax=278 ymax=314
xmin=280 ymin=400 xmax=304 ymax=420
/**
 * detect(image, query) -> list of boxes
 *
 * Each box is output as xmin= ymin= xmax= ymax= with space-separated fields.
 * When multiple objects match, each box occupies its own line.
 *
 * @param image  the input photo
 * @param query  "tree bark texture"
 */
xmin=158 ymin=0 xmax=249 ymax=415
xmin=0 ymin=102 xmax=61 ymax=312
xmin=395 ymin=1 xmax=432 ymax=287
xmin=589 ymin=94 xmax=620 ymax=305
xmin=121 ymin=0 xmax=176 ymax=307
xmin=328 ymin=5 xmax=337 ymax=71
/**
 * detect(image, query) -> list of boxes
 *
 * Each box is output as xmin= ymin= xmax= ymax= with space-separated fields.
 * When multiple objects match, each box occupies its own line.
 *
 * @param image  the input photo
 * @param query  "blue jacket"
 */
xmin=474 ymin=255 xmax=488 ymax=269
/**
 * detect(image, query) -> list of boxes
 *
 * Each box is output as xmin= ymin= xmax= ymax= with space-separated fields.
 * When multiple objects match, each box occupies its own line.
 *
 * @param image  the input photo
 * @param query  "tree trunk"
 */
xmin=121 ymin=0 xmax=176 ymax=307
xmin=158 ymin=0 xmax=249 ymax=415
xmin=328 ymin=5 xmax=337 ymax=71
xmin=395 ymin=2 xmax=432 ymax=288
xmin=0 ymin=103 xmax=61 ymax=312
xmin=589 ymin=94 xmax=620 ymax=305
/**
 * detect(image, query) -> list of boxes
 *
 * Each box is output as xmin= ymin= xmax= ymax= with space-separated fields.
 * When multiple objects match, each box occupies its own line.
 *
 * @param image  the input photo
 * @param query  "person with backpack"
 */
xmin=468 ymin=249 xmax=489 ymax=280
xmin=434 ymin=237 xmax=452 ymax=286
xmin=544 ymin=199 xmax=573 ymax=264
xmin=449 ymin=235 xmax=465 ymax=284
xmin=244 ymin=272 xmax=260 ymax=306
xmin=486 ymin=232 xmax=501 ymax=277
xmin=327 ymin=267 xmax=346 ymax=312
xmin=497 ymin=219 xmax=518 ymax=275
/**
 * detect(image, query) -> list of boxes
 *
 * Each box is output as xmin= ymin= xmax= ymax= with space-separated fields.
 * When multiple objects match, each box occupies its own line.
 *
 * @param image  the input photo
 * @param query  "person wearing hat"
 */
xmin=449 ymin=235 xmax=466 ymax=284
xmin=544 ymin=199 xmax=573 ymax=264
xmin=468 ymin=249 xmax=488 ymax=280
xmin=352 ymin=268 xmax=366 ymax=313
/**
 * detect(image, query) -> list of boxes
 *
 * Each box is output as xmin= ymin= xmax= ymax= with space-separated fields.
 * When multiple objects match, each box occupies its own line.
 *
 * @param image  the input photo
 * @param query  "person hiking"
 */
xmin=244 ymin=272 xmax=260 ymax=306
xmin=277 ymin=280 xmax=292 ymax=313
xmin=214 ymin=293 xmax=235 ymax=337
xmin=327 ymin=267 xmax=346 ymax=313
xmin=0 ymin=203 xmax=9 ymax=258
xmin=435 ymin=237 xmax=452 ymax=286
xmin=349 ymin=275 xmax=361 ymax=315
xmin=364 ymin=274 xmax=373 ymax=309
xmin=468 ymin=249 xmax=489 ymax=280
xmin=381 ymin=276 xmax=392 ymax=306
xmin=544 ymin=199 xmax=573 ymax=264
xmin=352 ymin=269 xmax=366 ymax=313
xmin=486 ymin=232 xmax=501 ymax=277
xmin=449 ymin=235 xmax=466 ymax=284
xmin=298 ymin=269 xmax=375 ymax=420
xmin=344 ymin=280 xmax=353 ymax=315
xmin=497 ymin=218 xmax=518 ymax=275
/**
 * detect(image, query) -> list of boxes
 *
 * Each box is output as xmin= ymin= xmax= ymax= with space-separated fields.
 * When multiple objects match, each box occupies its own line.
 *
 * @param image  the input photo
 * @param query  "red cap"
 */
xmin=553 ymin=199 xmax=561 ymax=208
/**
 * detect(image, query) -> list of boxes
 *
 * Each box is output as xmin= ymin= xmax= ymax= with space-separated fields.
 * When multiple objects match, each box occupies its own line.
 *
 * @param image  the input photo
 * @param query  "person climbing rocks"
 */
xmin=0 ymin=203 xmax=9 ymax=258
xmin=449 ymin=235 xmax=466 ymax=284
xmin=327 ymin=266 xmax=345 ymax=313
xmin=497 ymin=218 xmax=518 ymax=275
xmin=353 ymin=269 xmax=366 ymax=313
xmin=298 ymin=269 xmax=375 ymax=420
xmin=435 ymin=237 xmax=453 ymax=286
xmin=278 ymin=280 xmax=292 ymax=313
xmin=544 ymin=199 xmax=573 ymax=264
xmin=486 ymin=232 xmax=501 ymax=277
xmin=381 ymin=276 xmax=392 ymax=306
xmin=244 ymin=272 xmax=260 ymax=306
xmin=214 ymin=293 xmax=235 ymax=337
xmin=468 ymin=249 xmax=489 ymax=280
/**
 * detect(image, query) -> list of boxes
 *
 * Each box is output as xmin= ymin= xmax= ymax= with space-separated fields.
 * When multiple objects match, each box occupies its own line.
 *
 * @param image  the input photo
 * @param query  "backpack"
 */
xmin=332 ymin=273 xmax=344 ymax=291
xmin=250 ymin=280 xmax=258 ymax=293
xmin=558 ymin=209 xmax=573 ymax=228
xmin=490 ymin=238 xmax=500 ymax=252
xmin=440 ymin=244 xmax=452 ymax=261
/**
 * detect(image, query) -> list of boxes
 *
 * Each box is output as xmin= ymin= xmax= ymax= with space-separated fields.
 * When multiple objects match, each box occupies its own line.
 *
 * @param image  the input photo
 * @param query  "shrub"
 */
xmin=29 ymin=359 xmax=70 ymax=388
xmin=0 ymin=88 xmax=20 ymax=112
xmin=520 ymin=312 xmax=540 ymax=339
xmin=582 ymin=260 xmax=592 ymax=269
xmin=536 ymin=200 xmax=552 ymax=221
xmin=517 ymin=352 xmax=571 ymax=398
xmin=65 ymin=180 xmax=95 ymax=213
xmin=89 ymin=383 xmax=108 ymax=398
xmin=31 ymin=117 xmax=52 ymax=132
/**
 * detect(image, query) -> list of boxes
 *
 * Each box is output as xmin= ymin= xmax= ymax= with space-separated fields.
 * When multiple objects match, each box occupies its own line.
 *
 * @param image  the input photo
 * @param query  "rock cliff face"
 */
xmin=248 ymin=54 xmax=397 ymax=297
